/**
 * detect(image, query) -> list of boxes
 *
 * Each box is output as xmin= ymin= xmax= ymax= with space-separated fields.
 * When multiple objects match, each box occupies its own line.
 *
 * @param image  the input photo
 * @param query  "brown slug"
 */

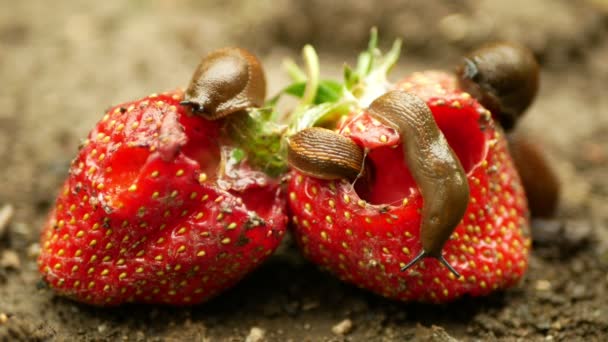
xmin=457 ymin=42 xmax=539 ymax=131
xmin=508 ymin=133 xmax=560 ymax=218
xmin=367 ymin=91 xmax=469 ymax=277
xmin=287 ymin=127 xmax=365 ymax=181
xmin=458 ymin=42 xmax=559 ymax=218
xmin=181 ymin=47 xmax=266 ymax=120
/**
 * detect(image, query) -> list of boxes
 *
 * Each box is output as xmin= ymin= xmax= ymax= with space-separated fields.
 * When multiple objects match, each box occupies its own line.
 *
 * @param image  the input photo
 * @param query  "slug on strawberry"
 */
xmin=285 ymin=32 xmax=532 ymax=302
xmin=287 ymin=127 xmax=366 ymax=181
xmin=457 ymin=42 xmax=560 ymax=217
xmin=366 ymin=91 xmax=469 ymax=276
xmin=457 ymin=41 xmax=539 ymax=132
xmin=181 ymin=47 xmax=266 ymax=120
xmin=38 ymin=48 xmax=288 ymax=306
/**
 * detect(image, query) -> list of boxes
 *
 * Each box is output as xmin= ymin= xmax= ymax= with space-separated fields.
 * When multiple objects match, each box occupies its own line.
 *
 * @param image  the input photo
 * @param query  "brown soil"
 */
xmin=1 ymin=0 xmax=608 ymax=341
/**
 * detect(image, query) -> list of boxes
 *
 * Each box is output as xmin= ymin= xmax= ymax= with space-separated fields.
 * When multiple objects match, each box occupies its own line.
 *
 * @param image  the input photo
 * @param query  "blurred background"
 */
xmin=1 ymin=0 xmax=608 ymax=340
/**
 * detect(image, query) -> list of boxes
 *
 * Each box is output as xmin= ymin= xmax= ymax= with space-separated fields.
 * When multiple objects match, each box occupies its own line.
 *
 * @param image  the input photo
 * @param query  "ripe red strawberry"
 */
xmin=39 ymin=90 xmax=287 ymax=305
xmin=288 ymin=71 xmax=531 ymax=302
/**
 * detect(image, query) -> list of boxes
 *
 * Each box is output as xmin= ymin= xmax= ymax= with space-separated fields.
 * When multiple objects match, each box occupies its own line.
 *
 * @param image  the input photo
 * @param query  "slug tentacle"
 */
xmin=181 ymin=47 xmax=266 ymax=120
xmin=367 ymin=90 xmax=469 ymax=277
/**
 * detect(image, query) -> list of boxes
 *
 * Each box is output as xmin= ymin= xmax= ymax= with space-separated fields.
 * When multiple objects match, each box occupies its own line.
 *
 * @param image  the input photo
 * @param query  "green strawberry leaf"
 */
xmin=288 ymin=101 xmax=353 ymax=135
xmin=355 ymin=27 xmax=378 ymax=77
xmin=343 ymin=27 xmax=402 ymax=102
xmin=283 ymin=80 xmax=343 ymax=104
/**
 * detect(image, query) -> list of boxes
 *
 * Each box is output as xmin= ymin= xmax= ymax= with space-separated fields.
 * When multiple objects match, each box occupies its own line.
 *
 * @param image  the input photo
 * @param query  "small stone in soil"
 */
xmin=0 ymin=204 xmax=14 ymax=238
xmin=245 ymin=327 xmax=265 ymax=342
xmin=0 ymin=313 xmax=8 ymax=324
xmin=415 ymin=324 xmax=458 ymax=342
xmin=570 ymin=284 xmax=587 ymax=299
xmin=332 ymin=319 xmax=353 ymax=336
xmin=0 ymin=250 xmax=21 ymax=270
xmin=535 ymin=280 xmax=552 ymax=291
xmin=27 ymin=243 xmax=40 ymax=259
xmin=563 ymin=219 xmax=593 ymax=246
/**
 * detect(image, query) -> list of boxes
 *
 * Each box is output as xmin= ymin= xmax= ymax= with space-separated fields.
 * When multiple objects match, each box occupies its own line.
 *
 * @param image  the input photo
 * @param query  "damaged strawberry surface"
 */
xmin=38 ymin=91 xmax=287 ymax=305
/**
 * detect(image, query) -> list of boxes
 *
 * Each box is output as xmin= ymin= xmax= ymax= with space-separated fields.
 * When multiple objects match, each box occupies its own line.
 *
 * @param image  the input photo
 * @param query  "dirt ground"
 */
xmin=1 ymin=0 xmax=608 ymax=341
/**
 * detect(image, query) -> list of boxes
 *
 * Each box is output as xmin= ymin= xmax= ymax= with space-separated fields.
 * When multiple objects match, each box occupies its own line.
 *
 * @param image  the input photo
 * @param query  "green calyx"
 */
xmin=343 ymin=27 xmax=402 ymax=105
xmin=282 ymin=27 xmax=403 ymax=131
xmin=223 ymin=108 xmax=287 ymax=178
xmin=226 ymin=28 xmax=402 ymax=178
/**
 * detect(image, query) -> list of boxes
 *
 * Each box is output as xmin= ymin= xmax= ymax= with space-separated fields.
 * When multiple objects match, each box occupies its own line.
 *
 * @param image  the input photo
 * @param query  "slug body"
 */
xmin=457 ymin=42 xmax=539 ymax=131
xmin=287 ymin=127 xmax=365 ymax=181
xmin=508 ymin=133 xmax=560 ymax=218
xmin=181 ymin=47 xmax=266 ymax=120
xmin=367 ymin=91 xmax=470 ymax=275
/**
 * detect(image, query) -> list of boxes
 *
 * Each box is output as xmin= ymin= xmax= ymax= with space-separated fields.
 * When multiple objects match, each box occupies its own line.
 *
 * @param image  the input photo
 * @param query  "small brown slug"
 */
xmin=457 ymin=42 xmax=539 ymax=131
xmin=367 ymin=91 xmax=469 ymax=277
xmin=287 ymin=127 xmax=365 ymax=181
xmin=508 ymin=133 xmax=560 ymax=218
xmin=181 ymin=47 xmax=266 ymax=120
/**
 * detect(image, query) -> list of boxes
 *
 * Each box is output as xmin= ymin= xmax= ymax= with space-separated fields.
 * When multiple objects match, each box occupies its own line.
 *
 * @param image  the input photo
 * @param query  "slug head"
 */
xmin=182 ymin=47 xmax=266 ymax=120
xmin=457 ymin=42 xmax=539 ymax=131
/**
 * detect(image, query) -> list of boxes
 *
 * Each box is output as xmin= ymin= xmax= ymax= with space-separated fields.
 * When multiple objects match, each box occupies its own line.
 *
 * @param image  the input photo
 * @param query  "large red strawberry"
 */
xmin=38 ymin=48 xmax=288 ymax=306
xmin=285 ymin=35 xmax=532 ymax=303
xmin=288 ymin=71 xmax=530 ymax=302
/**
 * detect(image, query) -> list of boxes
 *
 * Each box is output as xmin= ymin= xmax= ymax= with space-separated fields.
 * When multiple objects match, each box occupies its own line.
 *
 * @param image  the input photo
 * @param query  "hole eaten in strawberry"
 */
xmin=354 ymin=105 xmax=487 ymax=205
xmin=102 ymin=108 xmax=223 ymax=203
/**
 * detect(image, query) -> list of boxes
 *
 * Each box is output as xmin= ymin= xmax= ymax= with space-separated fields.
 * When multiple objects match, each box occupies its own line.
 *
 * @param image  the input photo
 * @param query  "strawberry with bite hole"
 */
xmin=286 ymin=35 xmax=532 ymax=302
xmin=38 ymin=48 xmax=288 ymax=306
